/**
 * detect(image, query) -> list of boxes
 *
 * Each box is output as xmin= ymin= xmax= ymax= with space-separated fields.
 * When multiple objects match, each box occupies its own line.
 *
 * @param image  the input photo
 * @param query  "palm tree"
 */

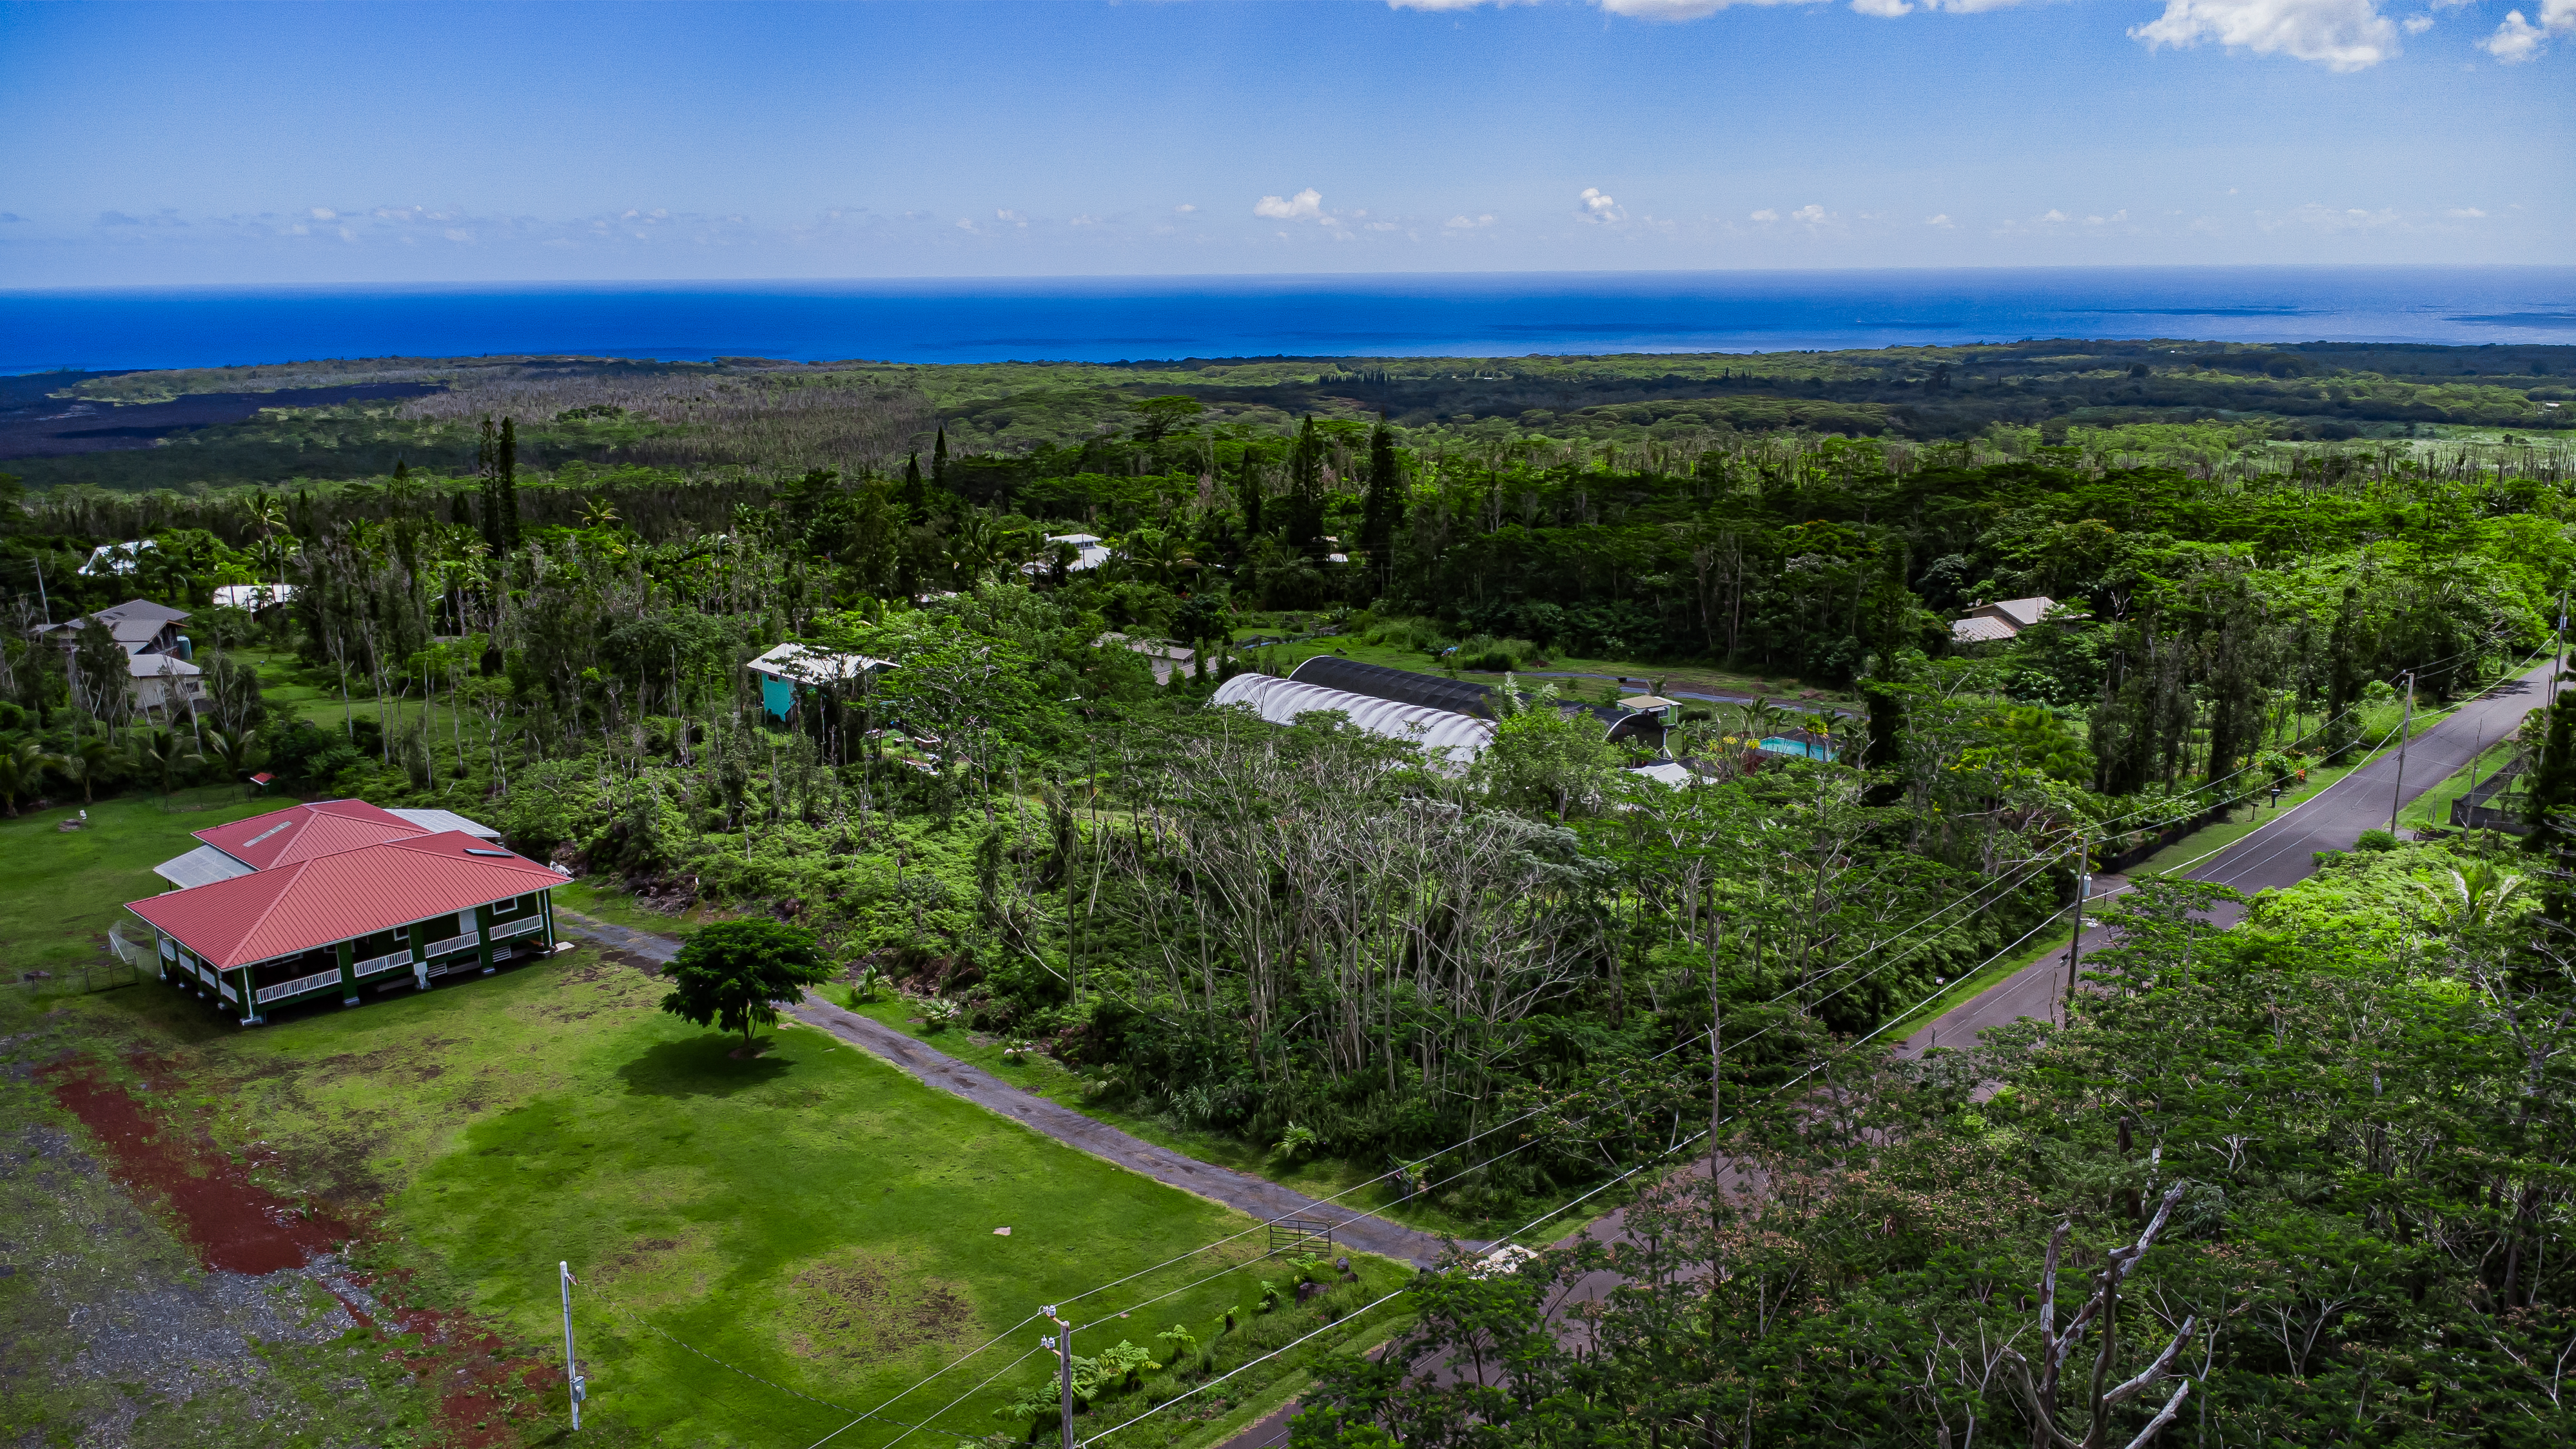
xmin=942 ymin=510 xmax=1010 ymax=587
xmin=580 ymin=496 xmax=621 ymax=530
xmin=0 ymin=740 xmax=46 ymax=817
xmin=2423 ymin=861 xmax=2525 ymax=934
xmin=128 ymin=728 xmax=200 ymax=801
xmin=200 ymin=728 xmax=268 ymax=784
xmin=1118 ymin=529 xmax=1200 ymax=589
xmin=50 ymin=737 xmax=116 ymax=805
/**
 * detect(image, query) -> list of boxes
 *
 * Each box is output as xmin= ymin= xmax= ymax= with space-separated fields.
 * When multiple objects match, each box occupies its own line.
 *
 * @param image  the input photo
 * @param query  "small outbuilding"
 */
xmin=745 ymin=642 xmax=897 ymax=721
xmin=1950 ymin=596 xmax=2059 ymax=645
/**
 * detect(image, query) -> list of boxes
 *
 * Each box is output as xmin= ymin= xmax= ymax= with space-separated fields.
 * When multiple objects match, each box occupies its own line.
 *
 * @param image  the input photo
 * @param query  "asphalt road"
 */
xmin=1902 ymin=656 xmax=2557 ymax=1054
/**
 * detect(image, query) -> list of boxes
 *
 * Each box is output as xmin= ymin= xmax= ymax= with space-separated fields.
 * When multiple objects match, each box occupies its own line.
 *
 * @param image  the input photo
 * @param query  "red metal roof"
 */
xmin=128 ymin=831 xmax=563 ymax=969
xmin=193 ymin=798 xmax=429 ymax=870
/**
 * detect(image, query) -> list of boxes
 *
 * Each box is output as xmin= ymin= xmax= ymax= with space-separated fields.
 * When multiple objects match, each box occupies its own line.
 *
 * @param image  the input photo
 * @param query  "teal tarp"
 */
xmin=760 ymin=675 xmax=797 ymax=720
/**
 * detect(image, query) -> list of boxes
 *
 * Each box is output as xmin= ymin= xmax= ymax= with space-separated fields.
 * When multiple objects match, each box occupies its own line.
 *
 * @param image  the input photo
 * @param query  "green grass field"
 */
xmin=0 ymin=787 xmax=284 ymax=978
xmin=839 ymin=994 xmax=1521 ymax=1242
xmin=1 ymin=801 xmax=1411 ymax=1449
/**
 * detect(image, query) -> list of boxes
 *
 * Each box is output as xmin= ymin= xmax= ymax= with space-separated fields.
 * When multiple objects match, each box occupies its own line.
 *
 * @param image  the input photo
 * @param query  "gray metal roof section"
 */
xmin=1289 ymin=656 xmax=1498 ymax=717
xmin=153 ymin=844 xmax=259 ymax=891
xmin=387 ymin=808 xmax=504 ymax=839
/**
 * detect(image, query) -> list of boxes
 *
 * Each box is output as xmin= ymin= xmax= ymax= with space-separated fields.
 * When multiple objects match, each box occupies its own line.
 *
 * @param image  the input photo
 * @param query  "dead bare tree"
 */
xmin=2001 ymin=1183 xmax=2196 ymax=1449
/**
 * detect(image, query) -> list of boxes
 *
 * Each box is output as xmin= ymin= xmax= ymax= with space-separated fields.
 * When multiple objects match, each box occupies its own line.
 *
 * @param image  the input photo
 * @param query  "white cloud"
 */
xmin=1174 ymin=203 xmax=1197 ymax=213
xmin=1750 ymin=208 xmax=1780 ymax=222
xmin=1407 ymin=0 xmax=2034 ymax=17
xmin=2445 ymin=206 xmax=2488 ymax=217
xmin=1788 ymin=202 xmax=1827 ymax=223
xmin=1578 ymin=186 xmax=1625 ymax=221
xmin=442 ymin=228 xmax=474 ymax=243
xmin=2130 ymin=0 xmax=2401 ymax=72
xmin=1254 ymin=188 xmax=1324 ymax=219
xmin=309 ymin=206 xmax=336 ymax=220
xmin=2484 ymin=0 xmax=2575 ymax=59
xmin=2041 ymin=208 xmax=2071 ymax=222
xmin=1926 ymin=213 xmax=1955 ymax=227
xmin=1445 ymin=213 xmax=1497 ymax=228
xmin=2403 ymin=14 xmax=2434 ymax=30
xmin=2258 ymin=202 xmax=2404 ymax=232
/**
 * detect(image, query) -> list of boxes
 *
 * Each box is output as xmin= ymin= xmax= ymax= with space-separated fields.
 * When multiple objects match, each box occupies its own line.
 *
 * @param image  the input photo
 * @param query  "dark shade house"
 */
xmin=1285 ymin=656 xmax=1661 ymax=744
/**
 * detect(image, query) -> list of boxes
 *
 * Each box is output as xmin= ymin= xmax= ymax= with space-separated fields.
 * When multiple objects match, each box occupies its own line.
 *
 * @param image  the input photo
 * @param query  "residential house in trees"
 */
xmin=128 ymin=799 xmax=564 ymax=1023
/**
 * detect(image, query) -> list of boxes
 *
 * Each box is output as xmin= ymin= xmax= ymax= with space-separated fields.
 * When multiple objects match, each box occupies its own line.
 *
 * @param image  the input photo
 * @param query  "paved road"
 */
xmin=1902 ymin=657 xmax=2556 ymax=1055
xmin=551 ymin=909 xmax=1462 ymax=1270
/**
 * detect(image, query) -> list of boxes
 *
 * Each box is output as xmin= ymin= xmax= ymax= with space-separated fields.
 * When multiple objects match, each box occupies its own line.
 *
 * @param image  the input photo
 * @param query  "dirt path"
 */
xmin=551 ymin=909 xmax=1465 ymax=1270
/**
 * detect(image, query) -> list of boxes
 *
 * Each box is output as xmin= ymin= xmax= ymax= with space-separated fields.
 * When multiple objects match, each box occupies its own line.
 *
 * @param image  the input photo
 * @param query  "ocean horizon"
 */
xmin=5 ymin=265 xmax=2572 ymax=374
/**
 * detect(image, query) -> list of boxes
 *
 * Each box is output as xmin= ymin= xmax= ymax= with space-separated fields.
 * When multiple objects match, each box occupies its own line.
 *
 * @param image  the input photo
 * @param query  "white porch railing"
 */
xmin=217 ymin=979 xmax=238 ymax=1004
xmin=257 ymin=968 xmax=346 ymax=1004
xmin=492 ymin=917 xmax=545 ymax=940
xmin=352 ymin=952 xmax=407 ymax=978
xmin=424 ymin=932 xmax=477 ymax=958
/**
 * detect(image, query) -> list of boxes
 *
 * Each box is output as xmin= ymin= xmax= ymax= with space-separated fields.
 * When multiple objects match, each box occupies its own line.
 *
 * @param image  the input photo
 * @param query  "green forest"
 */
xmin=6 ymin=342 xmax=2576 ymax=1446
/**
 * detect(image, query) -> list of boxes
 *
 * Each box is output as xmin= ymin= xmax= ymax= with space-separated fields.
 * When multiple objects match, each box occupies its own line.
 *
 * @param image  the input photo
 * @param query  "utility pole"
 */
xmin=2553 ymin=590 xmax=2568 ymax=703
xmin=33 ymin=556 xmax=50 ymax=626
xmin=2387 ymin=671 xmax=2416 ymax=837
xmin=1708 ymin=929 xmax=1724 ymax=1154
xmin=2061 ymin=831 xmax=2091 ymax=1024
xmin=559 ymin=1261 xmax=586 ymax=1430
xmin=1042 ymin=1305 xmax=1073 ymax=1449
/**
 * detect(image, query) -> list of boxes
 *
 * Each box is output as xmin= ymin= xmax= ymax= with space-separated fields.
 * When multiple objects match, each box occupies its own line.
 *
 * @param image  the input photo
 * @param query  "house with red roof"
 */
xmin=128 ymin=799 xmax=565 ymax=1023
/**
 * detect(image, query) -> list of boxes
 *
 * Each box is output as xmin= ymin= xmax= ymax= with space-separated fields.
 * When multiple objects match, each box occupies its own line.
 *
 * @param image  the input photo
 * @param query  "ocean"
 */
xmin=4 ymin=267 xmax=2572 ymax=373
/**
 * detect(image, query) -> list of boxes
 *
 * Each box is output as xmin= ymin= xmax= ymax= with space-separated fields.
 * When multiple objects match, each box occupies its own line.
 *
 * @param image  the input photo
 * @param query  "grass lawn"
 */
xmin=2399 ymin=739 xmax=2519 ymax=833
xmin=0 ymin=786 xmax=287 ymax=978
xmin=834 ymin=993 xmax=1634 ymax=1248
xmin=4 ymin=804 xmax=1411 ymax=1449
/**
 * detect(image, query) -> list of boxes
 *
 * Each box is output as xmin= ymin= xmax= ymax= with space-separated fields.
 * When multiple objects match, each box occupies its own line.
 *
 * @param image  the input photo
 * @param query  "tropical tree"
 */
xmin=1117 ymin=528 xmax=1200 ymax=589
xmin=0 ymin=740 xmax=46 ymax=815
xmin=200 ymin=728 xmax=268 ymax=784
xmin=49 ymin=736 xmax=117 ymax=804
xmin=1129 ymin=394 xmax=1204 ymax=443
xmin=1476 ymin=678 xmax=1623 ymax=819
xmin=127 ymin=728 xmax=199 ymax=801
xmin=657 ymin=919 xmax=834 ymax=1051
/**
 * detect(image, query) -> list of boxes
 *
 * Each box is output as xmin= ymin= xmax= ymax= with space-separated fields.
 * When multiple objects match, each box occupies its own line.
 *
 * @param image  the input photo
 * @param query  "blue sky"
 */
xmin=1 ymin=0 xmax=2568 ymax=285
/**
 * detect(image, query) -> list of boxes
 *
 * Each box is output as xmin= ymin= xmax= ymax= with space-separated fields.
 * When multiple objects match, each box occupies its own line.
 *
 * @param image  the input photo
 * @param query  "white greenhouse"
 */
xmin=1210 ymin=672 xmax=1496 ymax=770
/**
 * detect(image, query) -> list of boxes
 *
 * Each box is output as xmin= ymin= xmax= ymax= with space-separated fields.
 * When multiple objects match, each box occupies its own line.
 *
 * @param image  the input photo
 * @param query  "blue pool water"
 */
xmin=4 ymin=267 xmax=2571 ymax=373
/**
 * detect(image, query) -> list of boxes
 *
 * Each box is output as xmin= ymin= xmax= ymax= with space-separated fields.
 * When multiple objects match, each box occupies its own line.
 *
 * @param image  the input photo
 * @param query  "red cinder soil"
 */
xmin=48 ymin=1058 xmax=562 ymax=1446
xmin=44 ymin=1062 xmax=351 ymax=1274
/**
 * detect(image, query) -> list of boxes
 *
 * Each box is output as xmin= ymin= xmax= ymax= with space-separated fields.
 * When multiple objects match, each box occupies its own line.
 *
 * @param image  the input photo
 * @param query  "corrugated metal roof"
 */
xmin=128 ymin=832 xmax=562 ymax=969
xmin=193 ymin=799 xmax=430 ymax=870
xmin=1212 ymin=672 xmax=1496 ymax=768
xmin=1950 ymin=616 xmax=2018 ymax=644
xmin=153 ymin=844 xmax=259 ymax=890
xmin=386 ymin=808 xmax=503 ymax=839
xmin=745 ymin=641 xmax=897 ymax=683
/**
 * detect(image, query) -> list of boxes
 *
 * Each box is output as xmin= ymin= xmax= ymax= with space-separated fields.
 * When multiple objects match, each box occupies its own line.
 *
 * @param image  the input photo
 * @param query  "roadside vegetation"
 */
xmin=3 ymin=341 xmax=2573 ymax=1444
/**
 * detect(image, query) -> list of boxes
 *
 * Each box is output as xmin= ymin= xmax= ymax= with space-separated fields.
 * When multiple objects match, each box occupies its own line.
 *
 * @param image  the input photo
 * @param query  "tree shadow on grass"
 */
xmin=618 ymin=1035 xmax=792 ymax=1097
